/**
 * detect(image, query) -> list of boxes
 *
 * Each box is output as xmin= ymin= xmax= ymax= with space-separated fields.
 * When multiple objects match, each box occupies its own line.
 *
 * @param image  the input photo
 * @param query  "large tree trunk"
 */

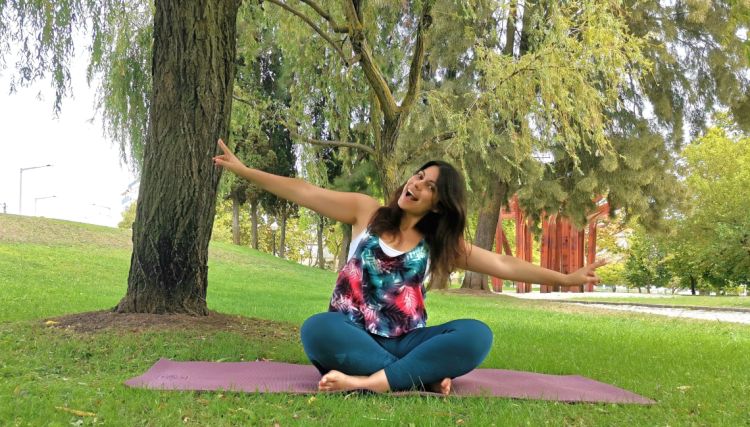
xmin=376 ymin=117 xmax=404 ymax=197
xmin=279 ymin=205 xmax=287 ymax=259
xmin=115 ymin=0 xmax=239 ymax=315
xmin=231 ymin=196 xmax=241 ymax=245
xmin=337 ymin=222 xmax=352 ymax=270
xmin=249 ymin=198 xmax=259 ymax=249
xmin=462 ymin=181 xmax=507 ymax=291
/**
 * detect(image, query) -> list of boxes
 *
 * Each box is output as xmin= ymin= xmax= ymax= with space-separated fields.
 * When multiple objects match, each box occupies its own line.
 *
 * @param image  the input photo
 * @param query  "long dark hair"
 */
xmin=369 ymin=161 xmax=467 ymax=278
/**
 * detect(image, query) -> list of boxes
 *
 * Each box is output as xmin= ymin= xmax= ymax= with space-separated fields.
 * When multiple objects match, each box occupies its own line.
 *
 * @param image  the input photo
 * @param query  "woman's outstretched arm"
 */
xmin=455 ymin=240 xmax=606 ymax=287
xmin=213 ymin=139 xmax=380 ymax=228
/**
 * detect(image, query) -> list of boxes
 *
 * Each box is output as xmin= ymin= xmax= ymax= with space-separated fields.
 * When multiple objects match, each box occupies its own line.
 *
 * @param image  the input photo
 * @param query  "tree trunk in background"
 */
xmin=317 ymin=215 xmax=325 ymax=269
xmin=115 ymin=0 xmax=239 ymax=315
xmin=337 ymin=223 xmax=352 ymax=270
xmin=462 ymin=181 xmax=508 ymax=291
xmin=231 ymin=197 xmax=240 ymax=245
xmin=460 ymin=2 xmax=519 ymax=292
xmin=690 ymin=275 xmax=696 ymax=295
xmin=279 ymin=205 xmax=287 ymax=259
xmin=249 ymin=198 xmax=259 ymax=249
xmin=428 ymin=271 xmax=450 ymax=290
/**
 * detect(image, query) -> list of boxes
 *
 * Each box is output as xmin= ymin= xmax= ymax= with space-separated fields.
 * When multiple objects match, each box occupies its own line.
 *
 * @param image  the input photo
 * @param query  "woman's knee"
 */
xmin=451 ymin=319 xmax=494 ymax=360
xmin=301 ymin=312 xmax=343 ymax=345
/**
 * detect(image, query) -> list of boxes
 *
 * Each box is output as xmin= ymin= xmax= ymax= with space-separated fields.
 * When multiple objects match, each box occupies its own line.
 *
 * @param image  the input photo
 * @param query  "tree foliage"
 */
xmin=0 ymin=0 xmax=153 ymax=171
xmin=673 ymin=118 xmax=750 ymax=288
xmin=118 ymin=202 xmax=137 ymax=229
xmin=623 ymin=227 xmax=670 ymax=291
xmin=622 ymin=117 xmax=750 ymax=293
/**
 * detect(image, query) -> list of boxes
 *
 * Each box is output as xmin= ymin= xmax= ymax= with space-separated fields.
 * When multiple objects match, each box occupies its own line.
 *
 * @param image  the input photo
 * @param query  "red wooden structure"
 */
xmin=492 ymin=196 xmax=609 ymax=293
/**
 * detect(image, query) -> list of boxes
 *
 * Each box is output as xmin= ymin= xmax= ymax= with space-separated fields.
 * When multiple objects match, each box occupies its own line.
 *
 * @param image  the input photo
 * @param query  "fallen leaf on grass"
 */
xmin=677 ymin=385 xmax=692 ymax=391
xmin=45 ymin=320 xmax=59 ymax=326
xmin=55 ymin=406 xmax=96 ymax=417
xmin=307 ymin=396 xmax=316 ymax=405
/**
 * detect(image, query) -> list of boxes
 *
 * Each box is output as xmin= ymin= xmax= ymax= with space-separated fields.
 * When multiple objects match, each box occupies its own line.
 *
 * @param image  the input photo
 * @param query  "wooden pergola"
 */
xmin=492 ymin=196 xmax=609 ymax=293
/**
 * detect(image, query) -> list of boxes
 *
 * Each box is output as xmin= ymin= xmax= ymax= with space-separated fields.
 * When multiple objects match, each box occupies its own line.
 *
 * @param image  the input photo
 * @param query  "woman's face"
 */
xmin=397 ymin=165 xmax=440 ymax=216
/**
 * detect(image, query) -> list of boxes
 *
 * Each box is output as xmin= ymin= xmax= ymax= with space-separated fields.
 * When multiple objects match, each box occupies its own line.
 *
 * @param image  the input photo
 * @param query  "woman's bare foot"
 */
xmin=318 ymin=369 xmax=391 ymax=393
xmin=318 ymin=370 xmax=365 ymax=392
xmin=427 ymin=377 xmax=452 ymax=395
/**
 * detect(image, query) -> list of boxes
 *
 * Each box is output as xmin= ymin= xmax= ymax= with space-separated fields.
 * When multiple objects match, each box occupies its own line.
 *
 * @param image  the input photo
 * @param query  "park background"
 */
xmin=1 ymin=0 xmax=749 ymax=425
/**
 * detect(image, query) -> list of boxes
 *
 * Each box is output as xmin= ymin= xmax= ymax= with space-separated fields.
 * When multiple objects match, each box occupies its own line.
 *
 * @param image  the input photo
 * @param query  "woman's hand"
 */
xmin=213 ymin=139 xmax=246 ymax=175
xmin=564 ymin=259 xmax=607 ymax=287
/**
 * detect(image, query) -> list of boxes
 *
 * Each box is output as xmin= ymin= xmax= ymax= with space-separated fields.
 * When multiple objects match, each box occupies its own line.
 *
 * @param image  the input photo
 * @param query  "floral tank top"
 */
xmin=328 ymin=232 xmax=430 ymax=337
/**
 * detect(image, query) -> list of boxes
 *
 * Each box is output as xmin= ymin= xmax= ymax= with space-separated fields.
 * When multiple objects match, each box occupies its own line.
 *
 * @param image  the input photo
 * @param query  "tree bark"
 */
xmin=279 ymin=204 xmax=287 ymax=259
xmin=115 ymin=0 xmax=240 ymax=315
xmin=231 ymin=196 xmax=241 ymax=245
xmin=376 ymin=116 xmax=404 ymax=197
xmin=317 ymin=215 xmax=325 ymax=269
xmin=249 ymin=198 xmax=259 ymax=249
xmin=337 ymin=222 xmax=352 ymax=270
xmin=461 ymin=181 xmax=508 ymax=291
xmin=428 ymin=271 xmax=451 ymax=290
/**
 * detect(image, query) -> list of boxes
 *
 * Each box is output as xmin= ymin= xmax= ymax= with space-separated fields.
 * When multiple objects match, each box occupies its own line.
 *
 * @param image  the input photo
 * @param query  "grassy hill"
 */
xmin=1 ymin=214 xmax=749 ymax=425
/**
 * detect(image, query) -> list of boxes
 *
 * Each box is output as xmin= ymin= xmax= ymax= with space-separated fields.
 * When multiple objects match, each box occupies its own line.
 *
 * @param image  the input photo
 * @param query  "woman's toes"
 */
xmin=428 ymin=378 xmax=452 ymax=395
xmin=440 ymin=378 xmax=452 ymax=395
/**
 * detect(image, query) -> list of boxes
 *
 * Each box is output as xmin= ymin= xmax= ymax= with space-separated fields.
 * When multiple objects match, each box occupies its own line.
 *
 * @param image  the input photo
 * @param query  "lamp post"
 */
xmin=19 ymin=164 xmax=52 ymax=215
xmin=34 ymin=195 xmax=56 ymax=216
xmin=270 ymin=221 xmax=279 ymax=256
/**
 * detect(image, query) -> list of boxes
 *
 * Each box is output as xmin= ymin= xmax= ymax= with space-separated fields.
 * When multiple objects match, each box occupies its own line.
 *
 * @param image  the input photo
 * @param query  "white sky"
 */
xmin=0 ymin=49 xmax=137 ymax=227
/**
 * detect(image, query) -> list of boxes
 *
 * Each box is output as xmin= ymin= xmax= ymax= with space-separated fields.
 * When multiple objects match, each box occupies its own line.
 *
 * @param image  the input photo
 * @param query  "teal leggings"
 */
xmin=300 ymin=312 xmax=493 ymax=391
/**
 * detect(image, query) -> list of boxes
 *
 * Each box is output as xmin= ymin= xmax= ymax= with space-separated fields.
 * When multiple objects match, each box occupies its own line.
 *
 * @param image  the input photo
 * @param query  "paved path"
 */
xmin=505 ymin=292 xmax=750 ymax=325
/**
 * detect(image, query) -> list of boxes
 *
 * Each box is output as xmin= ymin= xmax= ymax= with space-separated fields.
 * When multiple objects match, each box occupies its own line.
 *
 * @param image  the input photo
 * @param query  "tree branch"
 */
xmin=287 ymin=128 xmax=375 ymax=155
xmin=402 ymin=131 xmax=456 ymax=161
xmin=266 ymin=0 xmax=352 ymax=66
xmin=298 ymin=0 xmax=348 ymax=33
xmin=400 ymin=3 xmax=433 ymax=115
xmin=430 ymin=131 xmax=456 ymax=144
xmin=233 ymin=94 xmax=255 ymax=107
xmin=344 ymin=0 xmax=399 ymax=121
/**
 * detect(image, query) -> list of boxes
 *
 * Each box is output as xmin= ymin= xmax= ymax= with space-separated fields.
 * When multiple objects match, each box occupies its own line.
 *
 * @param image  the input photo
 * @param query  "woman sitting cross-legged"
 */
xmin=213 ymin=139 xmax=604 ymax=395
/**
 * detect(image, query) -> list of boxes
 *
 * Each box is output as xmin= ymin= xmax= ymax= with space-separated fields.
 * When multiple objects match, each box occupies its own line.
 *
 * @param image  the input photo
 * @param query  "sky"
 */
xmin=0 ymin=50 xmax=137 ymax=227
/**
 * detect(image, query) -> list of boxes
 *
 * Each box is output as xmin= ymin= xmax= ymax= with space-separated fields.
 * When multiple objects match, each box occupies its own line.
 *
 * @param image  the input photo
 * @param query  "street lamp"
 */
xmin=34 ymin=195 xmax=56 ymax=216
xmin=270 ymin=221 xmax=279 ymax=256
xmin=19 ymin=164 xmax=52 ymax=215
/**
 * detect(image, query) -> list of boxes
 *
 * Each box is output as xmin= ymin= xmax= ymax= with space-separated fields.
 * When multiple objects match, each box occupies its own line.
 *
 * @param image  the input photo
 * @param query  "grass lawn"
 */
xmin=2 ymin=214 xmax=749 ymax=426
xmin=569 ymin=295 xmax=750 ymax=309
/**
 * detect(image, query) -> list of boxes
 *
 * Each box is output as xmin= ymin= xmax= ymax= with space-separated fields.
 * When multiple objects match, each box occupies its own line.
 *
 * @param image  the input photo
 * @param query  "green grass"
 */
xmin=2 ymin=213 xmax=750 ymax=426
xmin=570 ymin=295 xmax=750 ymax=309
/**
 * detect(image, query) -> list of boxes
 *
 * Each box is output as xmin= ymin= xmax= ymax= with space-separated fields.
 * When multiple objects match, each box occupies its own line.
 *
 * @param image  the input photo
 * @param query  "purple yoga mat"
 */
xmin=125 ymin=359 xmax=654 ymax=404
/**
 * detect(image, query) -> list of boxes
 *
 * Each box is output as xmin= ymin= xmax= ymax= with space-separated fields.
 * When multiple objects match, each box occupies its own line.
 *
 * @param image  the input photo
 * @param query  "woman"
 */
xmin=213 ymin=139 xmax=604 ymax=395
